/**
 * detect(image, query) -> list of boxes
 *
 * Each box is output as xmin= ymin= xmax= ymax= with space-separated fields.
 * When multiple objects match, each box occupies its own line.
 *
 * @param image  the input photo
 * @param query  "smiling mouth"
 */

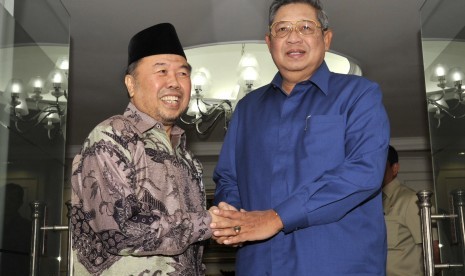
xmin=287 ymin=49 xmax=305 ymax=56
xmin=161 ymin=95 xmax=180 ymax=104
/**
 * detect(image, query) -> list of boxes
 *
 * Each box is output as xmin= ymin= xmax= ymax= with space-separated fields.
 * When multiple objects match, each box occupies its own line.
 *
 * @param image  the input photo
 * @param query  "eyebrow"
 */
xmin=152 ymin=62 xmax=191 ymax=73
xmin=181 ymin=64 xmax=192 ymax=72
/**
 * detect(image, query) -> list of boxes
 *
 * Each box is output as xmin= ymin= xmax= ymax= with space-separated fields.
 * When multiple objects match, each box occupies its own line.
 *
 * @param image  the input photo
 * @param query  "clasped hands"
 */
xmin=208 ymin=202 xmax=284 ymax=246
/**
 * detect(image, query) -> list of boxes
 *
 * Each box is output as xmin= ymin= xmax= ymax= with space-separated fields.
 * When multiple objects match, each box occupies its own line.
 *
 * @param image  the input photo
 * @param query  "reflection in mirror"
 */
xmin=421 ymin=0 xmax=465 ymax=275
xmin=0 ymin=46 xmax=69 ymax=140
xmin=0 ymin=1 xmax=70 ymax=275
xmin=1 ymin=182 xmax=32 ymax=275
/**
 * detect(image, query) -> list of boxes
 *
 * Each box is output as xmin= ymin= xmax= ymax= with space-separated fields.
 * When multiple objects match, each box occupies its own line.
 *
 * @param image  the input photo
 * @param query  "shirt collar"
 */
xmin=270 ymin=61 xmax=331 ymax=96
xmin=123 ymin=102 xmax=185 ymax=137
xmin=382 ymin=178 xmax=401 ymax=199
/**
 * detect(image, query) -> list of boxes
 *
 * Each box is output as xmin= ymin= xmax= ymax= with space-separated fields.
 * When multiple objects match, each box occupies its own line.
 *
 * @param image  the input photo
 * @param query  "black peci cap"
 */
xmin=127 ymin=23 xmax=186 ymax=66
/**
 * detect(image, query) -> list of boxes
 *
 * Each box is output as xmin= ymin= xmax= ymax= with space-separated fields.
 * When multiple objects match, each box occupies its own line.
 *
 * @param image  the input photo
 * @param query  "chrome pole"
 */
xmin=417 ymin=190 xmax=435 ymax=276
xmin=39 ymin=224 xmax=70 ymax=274
xmin=29 ymin=201 xmax=43 ymax=276
xmin=29 ymin=201 xmax=74 ymax=276
xmin=65 ymin=201 xmax=73 ymax=276
xmin=451 ymin=189 xmax=465 ymax=270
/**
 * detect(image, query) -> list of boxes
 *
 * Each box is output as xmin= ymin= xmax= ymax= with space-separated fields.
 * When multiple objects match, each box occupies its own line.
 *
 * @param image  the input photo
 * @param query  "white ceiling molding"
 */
xmin=390 ymin=136 xmax=430 ymax=151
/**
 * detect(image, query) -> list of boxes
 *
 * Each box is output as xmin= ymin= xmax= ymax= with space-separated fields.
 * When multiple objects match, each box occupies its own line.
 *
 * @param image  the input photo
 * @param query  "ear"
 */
xmin=323 ymin=29 xmax=333 ymax=51
xmin=265 ymin=34 xmax=272 ymax=51
xmin=392 ymin=163 xmax=400 ymax=178
xmin=124 ymin=74 xmax=135 ymax=98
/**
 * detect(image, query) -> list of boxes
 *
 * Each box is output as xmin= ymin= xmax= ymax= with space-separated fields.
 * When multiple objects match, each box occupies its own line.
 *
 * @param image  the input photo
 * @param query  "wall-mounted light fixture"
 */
xmin=2 ymin=57 xmax=68 ymax=139
xmin=180 ymin=68 xmax=233 ymax=135
xmin=427 ymin=64 xmax=464 ymax=127
xmin=180 ymin=44 xmax=259 ymax=135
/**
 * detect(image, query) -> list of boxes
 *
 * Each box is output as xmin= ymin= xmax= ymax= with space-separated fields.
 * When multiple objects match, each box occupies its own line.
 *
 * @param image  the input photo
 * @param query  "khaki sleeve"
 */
xmin=405 ymin=194 xmax=423 ymax=244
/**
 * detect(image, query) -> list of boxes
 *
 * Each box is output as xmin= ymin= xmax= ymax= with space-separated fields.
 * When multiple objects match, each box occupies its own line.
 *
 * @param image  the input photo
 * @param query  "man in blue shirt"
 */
xmin=210 ymin=0 xmax=390 ymax=275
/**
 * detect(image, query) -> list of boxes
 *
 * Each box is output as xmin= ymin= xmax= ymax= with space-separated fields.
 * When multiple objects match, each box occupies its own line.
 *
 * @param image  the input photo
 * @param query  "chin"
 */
xmin=161 ymin=115 xmax=180 ymax=125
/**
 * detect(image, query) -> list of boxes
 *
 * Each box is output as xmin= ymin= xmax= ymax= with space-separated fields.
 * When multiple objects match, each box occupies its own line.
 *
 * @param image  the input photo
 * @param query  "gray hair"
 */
xmin=126 ymin=60 xmax=140 ymax=76
xmin=268 ymin=0 xmax=329 ymax=31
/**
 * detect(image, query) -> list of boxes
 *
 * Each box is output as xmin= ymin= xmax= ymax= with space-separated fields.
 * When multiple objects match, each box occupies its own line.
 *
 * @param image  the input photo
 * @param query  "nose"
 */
xmin=166 ymin=72 xmax=181 ymax=90
xmin=286 ymin=26 xmax=302 ymax=42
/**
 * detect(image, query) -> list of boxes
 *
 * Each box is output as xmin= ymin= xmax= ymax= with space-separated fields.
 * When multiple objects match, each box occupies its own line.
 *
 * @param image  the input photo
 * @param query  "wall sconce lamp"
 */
xmin=180 ymin=69 xmax=232 ymax=135
xmin=180 ymin=44 xmax=261 ymax=135
xmin=240 ymin=66 xmax=259 ymax=93
xmin=238 ymin=50 xmax=260 ymax=93
xmin=2 ymin=58 xmax=68 ymax=139
xmin=427 ymin=64 xmax=464 ymax=127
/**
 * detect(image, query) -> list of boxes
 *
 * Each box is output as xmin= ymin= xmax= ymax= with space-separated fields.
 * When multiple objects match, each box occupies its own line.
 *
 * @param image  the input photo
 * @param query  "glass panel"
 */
xmin=0 ymin=1 xmax=70 ymax=275
xmin=421 ymin=1 xmax=465 ymax=275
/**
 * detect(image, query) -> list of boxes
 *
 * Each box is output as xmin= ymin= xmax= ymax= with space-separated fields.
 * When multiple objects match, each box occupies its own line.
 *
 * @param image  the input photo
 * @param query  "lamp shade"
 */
xmin=56 ymin=56 xmax=69 ymax=70
xmin=38 ymin=106 xmax=60 ymax=124
xmin=192 ymin=71 xmax=208 ymax=88
xmin=191 ymin=68 xmax=211 ymax=93
xmin=186 ymin=97 xmax=207 ymax=117
xmin=240 ymin=66 xmax=259 ymax=82
xmin=435 ymin=98 xmax=449 ymax=109
xmin=434 ymin=64 xmax=447 ymax=78
xmin=430 ymin=64 xmax=449 ymax=85
xmin=49 ymin=70 xmax=63 ymax=85
xmin=13 ymin=98 xmax=29 ymax=116
xmin=48 ymin=69 xmax=67 ymax=90
xmin=29 ymin=76 xmax=44 ymax=92
xmin=238 ymin=53 xmax=259 ymax=69
xmin=447 ymin=67 xmax=464 ymax=84
xmin=7 ymin=79 xmax=24 ymax=95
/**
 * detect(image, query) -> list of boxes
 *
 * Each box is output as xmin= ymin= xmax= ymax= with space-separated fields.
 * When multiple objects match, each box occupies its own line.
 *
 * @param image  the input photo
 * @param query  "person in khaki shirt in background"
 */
xmin=383 ymin=145 xmax=424 ymax=275
xmin=383 ymin=145 xmax=440 ymax=276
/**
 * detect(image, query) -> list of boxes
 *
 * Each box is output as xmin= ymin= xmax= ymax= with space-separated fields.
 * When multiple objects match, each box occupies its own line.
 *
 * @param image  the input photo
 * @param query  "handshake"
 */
xmin=208 ymin=202 xmax=284 ymax=246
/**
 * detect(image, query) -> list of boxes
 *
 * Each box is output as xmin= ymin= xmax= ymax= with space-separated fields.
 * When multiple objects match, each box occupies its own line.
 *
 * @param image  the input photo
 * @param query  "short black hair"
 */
xmin=387 ymin=145 xmax=398 ymax=165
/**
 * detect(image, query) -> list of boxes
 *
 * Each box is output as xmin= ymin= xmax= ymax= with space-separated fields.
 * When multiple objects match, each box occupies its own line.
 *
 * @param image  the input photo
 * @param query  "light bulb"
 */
xmin=53 ymin=72 xmax=63 ymax=84
xmin=11 ymin=83 xmax=21 ymax=93
xmin=241 ymin=66 xmax=259 ymax=82
xmin=435 ymin=65 xmax=446 ymax=77
xmin=193 ymin=71 xmax=208 ymax=86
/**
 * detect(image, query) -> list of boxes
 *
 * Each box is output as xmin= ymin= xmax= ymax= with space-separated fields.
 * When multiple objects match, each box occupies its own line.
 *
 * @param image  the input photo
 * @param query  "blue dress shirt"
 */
xmin=214 ymin=62 xmax=390 ymax=275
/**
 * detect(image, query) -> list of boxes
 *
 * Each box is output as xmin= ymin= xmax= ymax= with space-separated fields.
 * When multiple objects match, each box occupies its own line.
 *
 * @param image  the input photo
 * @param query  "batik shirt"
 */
xmin=71 ymin=103 xmax=211 ymax=276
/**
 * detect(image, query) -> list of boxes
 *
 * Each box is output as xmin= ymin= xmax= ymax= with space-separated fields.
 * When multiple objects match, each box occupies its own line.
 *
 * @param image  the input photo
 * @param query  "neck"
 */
xmin=164 ymin=125 xmax=173 ymax=137
xmin=280 ymin=71 xmax=313 ymax=94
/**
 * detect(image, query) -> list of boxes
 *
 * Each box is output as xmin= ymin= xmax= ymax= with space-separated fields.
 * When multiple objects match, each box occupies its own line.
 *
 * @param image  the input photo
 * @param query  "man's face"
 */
xmin=265 ymin=3 xmax=332 ymax=81
xmin=125 ymin=54 xmax=191 ymax=126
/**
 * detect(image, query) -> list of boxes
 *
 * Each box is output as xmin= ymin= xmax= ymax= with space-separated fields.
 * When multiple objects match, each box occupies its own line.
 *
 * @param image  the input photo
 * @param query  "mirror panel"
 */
xmin=421 ymin=1 xmax=465 ymax=274
xmin=0 ymin=1 xmax=70 ymax=275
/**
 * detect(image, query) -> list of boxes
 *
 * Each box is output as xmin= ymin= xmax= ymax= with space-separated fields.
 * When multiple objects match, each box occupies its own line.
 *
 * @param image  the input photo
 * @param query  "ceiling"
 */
xmin=10 ymin=0 xmax=465 ymax=152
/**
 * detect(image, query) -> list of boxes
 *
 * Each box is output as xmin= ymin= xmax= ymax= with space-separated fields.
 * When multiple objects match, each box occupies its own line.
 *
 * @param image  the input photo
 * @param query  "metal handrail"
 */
xmin=29 ymin=200 xmax=73 ymax=276
xmin=417 ymin=190 xmax=465 ymax=276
